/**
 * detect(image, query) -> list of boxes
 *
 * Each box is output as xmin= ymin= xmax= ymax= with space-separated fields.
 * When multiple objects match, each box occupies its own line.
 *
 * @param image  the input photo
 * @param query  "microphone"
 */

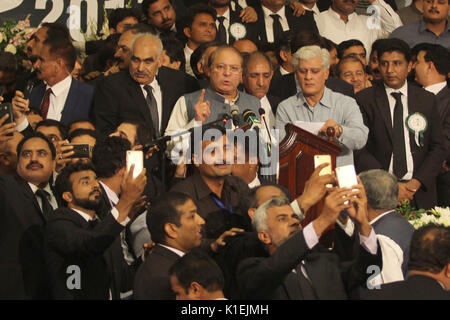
xmin=258 ymin=107 xmax=273 ymax=145
xmin=242 ymin=109 xmax=263 ymax=131
xmin=142 ymin=113 xmax=231 ymax=151
xmin=230 ymin=104 xmax=244 ymax=127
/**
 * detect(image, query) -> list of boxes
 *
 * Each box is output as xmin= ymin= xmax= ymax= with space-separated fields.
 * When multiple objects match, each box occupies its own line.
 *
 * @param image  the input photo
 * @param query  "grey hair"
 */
xmin=293 ymin=45 xmax=330 ymax=71
xmin=130 ymin=32 xmax=163 ymax=57
xmin=359 ymin=169 xmax=398 ymax=210
xmin=253 ymin=196 xmax=291 ymax=232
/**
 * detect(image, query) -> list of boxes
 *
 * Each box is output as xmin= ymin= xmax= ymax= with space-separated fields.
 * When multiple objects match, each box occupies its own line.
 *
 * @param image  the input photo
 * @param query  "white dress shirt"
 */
xmin=314 ymin=0 xmax=402 ymax=56
xmin=45 ymin=75 xmax=72 ymax=121
xmin=140 ymin=77 xmax=163 ymax=133
xmin=260 ymin=95 xmax=275 ymax=129
xmin=279 ymin=66 xmax=291 ymax=76
xmin=262 ymin=5 xmax=289 ymax=43
xmin=216 ymin=8 xmax=231 ymax=44
xmin=184 ymin=45 xmax=195 ymax=77
xmin=424 ymin=81 xmax=447 ymax=95
xmin=28 ymin=182 xmax=58 ymax=212
xmin=385 ymin=82 xmax=414 ymax=180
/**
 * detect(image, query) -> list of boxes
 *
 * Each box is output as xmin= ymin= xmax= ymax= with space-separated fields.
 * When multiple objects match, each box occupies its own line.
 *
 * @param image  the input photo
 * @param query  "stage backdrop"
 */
xmin=0 ymin=0 xmax=144 ymax=43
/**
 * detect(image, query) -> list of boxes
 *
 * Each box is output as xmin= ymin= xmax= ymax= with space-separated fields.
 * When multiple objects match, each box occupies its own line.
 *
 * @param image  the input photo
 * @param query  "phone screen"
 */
xmin=126 ymin=151 xmax=144 ymax=179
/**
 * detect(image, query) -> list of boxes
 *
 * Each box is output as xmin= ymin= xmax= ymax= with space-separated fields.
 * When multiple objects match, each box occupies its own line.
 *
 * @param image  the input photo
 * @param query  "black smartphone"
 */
xmin=22 ymin=79 xmax=35 ymax=100
xmin=0 ymin=103 xmax=14 ymax=136
xmin=63 ymin=144 xmax=92 ymax=158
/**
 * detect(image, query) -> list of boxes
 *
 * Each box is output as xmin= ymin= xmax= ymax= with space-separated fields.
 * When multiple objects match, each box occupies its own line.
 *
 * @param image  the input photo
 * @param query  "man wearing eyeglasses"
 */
xmin=165 ymin=45 xmax=261 ymax=138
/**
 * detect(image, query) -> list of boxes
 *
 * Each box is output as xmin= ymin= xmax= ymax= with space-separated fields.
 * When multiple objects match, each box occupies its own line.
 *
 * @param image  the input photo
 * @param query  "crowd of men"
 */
xmin=0 ymin=0 xmax=449 ymax=300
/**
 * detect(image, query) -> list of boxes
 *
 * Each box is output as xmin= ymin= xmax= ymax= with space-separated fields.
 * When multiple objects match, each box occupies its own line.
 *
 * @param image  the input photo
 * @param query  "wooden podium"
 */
xmin=278 ymin=123 xmax=343 ymax=246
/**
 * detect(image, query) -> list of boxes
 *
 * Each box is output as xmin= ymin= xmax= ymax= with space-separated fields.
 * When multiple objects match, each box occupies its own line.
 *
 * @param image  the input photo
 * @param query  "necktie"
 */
xmin=270 ymin=14 xmax=283 ymax=42
xmin=391 ymin=92 xmax=407 ymax=179
xmin=35 ymin=188 xmax=54 ymax=220
xmin=217 ymin=16 xmax=227 ymax=44
xmin=143 ymin=85 xmax=160 ymax=137
xmin=40 ymin=88 xmax=52 ymax=119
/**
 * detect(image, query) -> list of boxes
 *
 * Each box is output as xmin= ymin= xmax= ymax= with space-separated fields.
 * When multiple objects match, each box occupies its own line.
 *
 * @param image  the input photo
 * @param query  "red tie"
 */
xmin=40 ymin=88 xmax=52 ymax=119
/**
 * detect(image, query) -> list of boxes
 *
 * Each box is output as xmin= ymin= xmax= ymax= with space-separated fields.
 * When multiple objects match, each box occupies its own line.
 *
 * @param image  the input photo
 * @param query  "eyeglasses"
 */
xmin=212 ymin=64 xmax=242 ymax=74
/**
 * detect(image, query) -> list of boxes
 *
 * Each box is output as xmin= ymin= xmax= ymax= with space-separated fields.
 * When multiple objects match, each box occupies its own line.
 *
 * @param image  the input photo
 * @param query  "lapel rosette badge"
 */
xmin=230 ymin=23 xmax=246 ymax=40
xmin=406 ymin=112 xmax=427 ymax=147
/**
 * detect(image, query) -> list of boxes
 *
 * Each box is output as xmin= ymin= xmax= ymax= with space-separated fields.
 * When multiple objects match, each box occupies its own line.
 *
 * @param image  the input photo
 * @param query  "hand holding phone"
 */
xmin=0 ymin=103 xmax=15 ymax=136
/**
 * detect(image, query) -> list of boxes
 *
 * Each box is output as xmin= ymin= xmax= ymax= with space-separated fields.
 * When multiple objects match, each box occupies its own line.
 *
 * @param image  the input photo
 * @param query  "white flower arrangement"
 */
xmin=409 ymin=206 xmax=450 ymax=229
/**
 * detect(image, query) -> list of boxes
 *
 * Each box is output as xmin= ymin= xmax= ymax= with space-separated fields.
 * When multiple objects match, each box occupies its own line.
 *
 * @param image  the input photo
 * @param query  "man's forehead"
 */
xmin=267 ymin=205 xmax=294 ymax=217
xmin=22 ymin=137 xmax=50 ymax=150
xmin=213 ymin=49 xmax=242 ymax=65
xmin=248 ymin=59 xmax=271 ymax=72
xmin=341 ymin=61 xmax=364 ymax=71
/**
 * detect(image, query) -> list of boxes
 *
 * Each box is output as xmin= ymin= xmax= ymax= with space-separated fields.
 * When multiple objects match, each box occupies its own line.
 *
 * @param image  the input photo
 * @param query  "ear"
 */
xmin=248 ymin=208 xmax=256 ymax=220
xmin=109 ymin=28 xmax=116 ymax=34
xmin=190 ymin=282 xmax=203 ymax=299
xmin=257 ymin=230 xmax=272 ymax=246
xmin=62 ymin=191 xmax=73 ymax=205
xmin=118 ymin=166 xmax=126 ymax=177
xmin=445 ymin=263 xmax=450 ymax=278
xmin=197 ymin=61 xmax=204 ymax=74
xmin=164 ymin=222 xmax=178 ymax=240
xmin=407 ymin=60 xmax=413 ymax=74
xmin=184 ymin=27 xmax=191 ymax=39
xmin=279 ymin=50 xmax=289 ymax=63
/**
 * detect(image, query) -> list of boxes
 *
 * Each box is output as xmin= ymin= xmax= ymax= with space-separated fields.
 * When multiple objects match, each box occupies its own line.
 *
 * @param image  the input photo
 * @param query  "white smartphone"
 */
xmin=335 ymin=164 xmax=358 ymax=206
xmin=335 ymin=164 xmax=358 ymax=189
xmin=126 ymin=150 xmax=144 ymax=179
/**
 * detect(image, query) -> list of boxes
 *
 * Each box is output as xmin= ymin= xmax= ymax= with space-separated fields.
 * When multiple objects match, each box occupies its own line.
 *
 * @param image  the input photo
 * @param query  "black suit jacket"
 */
xmin=354 ymin=82 xmax=446 ymax=209
xmin=237 ymin=229 xmax=381 ymax=300
xmin=133 ymin=244 xmax=180 ymax=300
xmin=92 ymin=67 xmax=199 ymax=136
xmin=45 ymin=206 xmax=124 ymax=299
xmin=0 ymin=175 xmax=51 ymax=299
xmin=29 ymin=78 xmax=94 ymax=126
xmin=247 ymin=4 xmax=318 ymax=44
xmin=268 ymin=73 xmax=355 ymax=101
xmin=359 ymin=275 xmax=450 ymax=300
xmin=96 ymin=184 xmax=140 ymax=299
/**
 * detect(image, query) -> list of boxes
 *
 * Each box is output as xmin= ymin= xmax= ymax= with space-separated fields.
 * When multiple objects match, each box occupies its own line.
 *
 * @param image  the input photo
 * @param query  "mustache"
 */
xmin=26 ymin=161 xmax=43 ymax=169
xmin=134 ymin=70 xmax=149 ymax=77
xmin=161 ymin=18 xmax=173 ymax=24
xmin=89 ymin=188 xmax=101 ymax=197
xmin=343 ymin=0 xmax=357 ymax=3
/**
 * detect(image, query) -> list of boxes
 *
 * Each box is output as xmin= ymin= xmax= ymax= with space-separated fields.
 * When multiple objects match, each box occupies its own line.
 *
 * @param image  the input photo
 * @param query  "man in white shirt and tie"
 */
xmin=314 ymin=0 xmax=402 ymax=55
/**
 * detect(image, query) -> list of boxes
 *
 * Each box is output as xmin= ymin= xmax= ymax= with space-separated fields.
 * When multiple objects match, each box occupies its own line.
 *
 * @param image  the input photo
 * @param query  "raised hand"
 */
xmin=313 ymin=187 xmax=353 ymax=236
xmin=194 ymin=89 xmax=211 ymax=123
xmin=296 ymin=162 xmax=336 ymax=212
xmin=11 ymin=90 xmax=29 ymax=125
xmin=116 ymin=164 xmax=147 ymax=222
xmin=210 ymin=228 xmax=245 ymax=253
xmin=290 ymin=1 xmax=306 ymax=17
xmin=239 ymin=6 xmax=258 ymax=23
